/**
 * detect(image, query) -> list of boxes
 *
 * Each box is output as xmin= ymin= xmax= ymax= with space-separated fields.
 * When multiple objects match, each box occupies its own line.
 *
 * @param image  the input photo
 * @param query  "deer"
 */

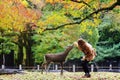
xmin=41 ymin=44 xmax=73 ymax=75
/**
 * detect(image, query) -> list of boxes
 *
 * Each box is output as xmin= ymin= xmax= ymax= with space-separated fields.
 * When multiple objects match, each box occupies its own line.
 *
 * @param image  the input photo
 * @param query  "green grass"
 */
xmin=0 ymin=71 xmax=120 ymax=80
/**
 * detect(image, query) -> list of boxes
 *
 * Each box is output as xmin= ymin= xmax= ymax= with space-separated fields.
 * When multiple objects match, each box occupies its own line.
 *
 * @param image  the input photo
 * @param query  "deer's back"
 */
xmin=45 ymin=53 xmax=67 ymax=62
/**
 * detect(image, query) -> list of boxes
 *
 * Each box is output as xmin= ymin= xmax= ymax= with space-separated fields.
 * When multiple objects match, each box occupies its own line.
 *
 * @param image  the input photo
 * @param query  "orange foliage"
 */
xmin=0 ymin=0 xmax=41 ymax=31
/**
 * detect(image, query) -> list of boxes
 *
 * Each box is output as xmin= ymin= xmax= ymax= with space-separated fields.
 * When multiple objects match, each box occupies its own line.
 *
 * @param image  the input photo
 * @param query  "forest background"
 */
xmin=0 ymin=0 xmax=120 ymax=66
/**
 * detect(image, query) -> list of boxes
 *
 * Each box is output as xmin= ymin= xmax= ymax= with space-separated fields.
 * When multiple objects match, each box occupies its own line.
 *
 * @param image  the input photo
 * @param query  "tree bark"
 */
xmin=23 ymin=23 xmax=35 ymax=66
xmin=25 ymin=45 xmax=34 ymax=66
xmin=24 ymin=35 xmax=34 ymax=66
xmin=17 ymin=35 xmax=23 ymax=65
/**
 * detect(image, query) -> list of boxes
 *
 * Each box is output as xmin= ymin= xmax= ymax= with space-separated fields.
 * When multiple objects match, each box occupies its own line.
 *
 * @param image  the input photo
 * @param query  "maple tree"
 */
xmin=43 ymin=0 xmax=120 ymax=30
xmin=0 ymin=0 xmax=120 ymax=65
xmin=0 ymin=0 xmax=41 ymax=66
xmin=33 ymin=0 xmax=120 ymax=63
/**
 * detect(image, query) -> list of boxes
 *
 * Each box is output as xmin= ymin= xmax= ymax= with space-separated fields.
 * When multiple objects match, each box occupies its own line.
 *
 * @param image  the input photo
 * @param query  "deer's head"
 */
xmin=65 ymin=44 xmax=74 ymax=51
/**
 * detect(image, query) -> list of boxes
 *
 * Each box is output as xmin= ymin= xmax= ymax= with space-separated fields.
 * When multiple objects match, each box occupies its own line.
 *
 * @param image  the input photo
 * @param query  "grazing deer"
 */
xmin=41 ymin=44 xmax=73 ymax=75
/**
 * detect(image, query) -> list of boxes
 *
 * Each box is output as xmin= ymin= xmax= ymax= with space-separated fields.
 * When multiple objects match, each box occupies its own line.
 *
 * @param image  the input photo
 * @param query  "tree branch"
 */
xmin=73 ymin=1 xmax=118 ymax=20
xmin=71 ymin=0 xmax=93 ymax=10
xmin=44 ymin=1 xmax=119 ymax=31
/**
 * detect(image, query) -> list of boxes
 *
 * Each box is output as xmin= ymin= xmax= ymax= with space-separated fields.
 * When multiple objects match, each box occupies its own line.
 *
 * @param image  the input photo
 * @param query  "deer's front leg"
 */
xmin=60 ymin=62 xmax=64 ymax=75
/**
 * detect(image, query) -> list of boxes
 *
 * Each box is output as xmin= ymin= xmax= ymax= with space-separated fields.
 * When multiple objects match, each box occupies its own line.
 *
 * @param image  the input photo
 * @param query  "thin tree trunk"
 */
xmin=25 ymin=45 xmax=34 ymax=66
xmin=23 ymin=23 xmax=35 ymax=66
xmin=24 ymin=32 xmax=34 ymax=66
xmin=17 ymin=36 xmax=23 ymax=65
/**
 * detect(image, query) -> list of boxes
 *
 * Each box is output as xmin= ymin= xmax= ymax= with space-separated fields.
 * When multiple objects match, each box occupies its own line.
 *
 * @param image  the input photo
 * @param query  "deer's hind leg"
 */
xmin=41 ymin=61 xmax=51 ymax=74
xmin=41 ymin=62 xmax=46 ymax=74
xmin=45 ymin=62 xmax=51 ymax=74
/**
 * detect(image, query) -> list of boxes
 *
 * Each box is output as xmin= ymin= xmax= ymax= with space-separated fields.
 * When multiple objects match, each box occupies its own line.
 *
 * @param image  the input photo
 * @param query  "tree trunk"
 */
xmin=25 ymin=45 xmax=34 ymax=66
xmin=23 ymin=32 xmax=34 ymax=66
xmin=23 ymin=23 xmax=35 ymax=66
xmin=17 ymin=36 xmax=23 ymax=65
xmin=17 ymin=45 xmax=23 ymax=65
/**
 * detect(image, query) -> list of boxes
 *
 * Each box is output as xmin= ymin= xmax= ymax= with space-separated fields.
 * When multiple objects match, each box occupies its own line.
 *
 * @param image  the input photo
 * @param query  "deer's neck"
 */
xmin=64 ymin=48 xmax=72 ymax=55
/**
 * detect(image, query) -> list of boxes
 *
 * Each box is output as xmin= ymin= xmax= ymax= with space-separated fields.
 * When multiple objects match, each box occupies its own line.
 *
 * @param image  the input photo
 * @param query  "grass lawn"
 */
xmin=0 ymin=71 xmax=120 ymax=80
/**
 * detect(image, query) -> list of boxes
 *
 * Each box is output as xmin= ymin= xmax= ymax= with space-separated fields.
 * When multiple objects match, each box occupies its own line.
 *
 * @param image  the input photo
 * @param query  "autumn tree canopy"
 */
xmin=0 ymin=0 xmax=120 ymax=65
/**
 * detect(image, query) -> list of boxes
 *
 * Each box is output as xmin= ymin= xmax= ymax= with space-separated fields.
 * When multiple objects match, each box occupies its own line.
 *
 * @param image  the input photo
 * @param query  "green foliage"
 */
xmin=0 ymin=36 xmax=16 ymax=54
xmin=2 ymin=0 xmax=119 ymax=65
xmin=113 ymin=8 xmax=120 ymax=13
xmin=67 ymin=47 xmax=83 ymax=60
xmin=42 ymin=3 xmax=55 ymax=11
xmin=42 ymin=3 xmax=63 ymax=11
xmin=32 ymin=30 xmax=69 ymax=63
xmin=0 ymin=28 xmax=17 ymax=54
xmin=95 ymin=12 xmax=120 ymax=62
xmin=80 ymin=26 xmax=99 ymax=48
xmin=96 ymin=43 xmax=120 ymax=62
xmin=100 ymin=0 xmax=111 ymax=3
xmin=34 ymin=1 xmax=101 ymax=63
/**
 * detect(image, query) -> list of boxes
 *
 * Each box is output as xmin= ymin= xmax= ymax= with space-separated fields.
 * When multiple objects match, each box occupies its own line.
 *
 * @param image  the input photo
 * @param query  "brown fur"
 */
xmin=41 ymin=45 xmax=73 ymax=75
xmin=74 ymin=38 xmax=96 ymax=61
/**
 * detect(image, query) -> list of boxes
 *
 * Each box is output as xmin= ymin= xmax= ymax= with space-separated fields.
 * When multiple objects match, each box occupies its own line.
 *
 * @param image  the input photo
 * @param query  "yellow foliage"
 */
xmin=45 ymin=0 xmax=63 ymax=3
xmin=88 ymin=30 xmax=92 ymax=35
xmin=0 ymin=0 xmax=40 ymax=32
xmin=92 ymin=2 xmax=99 ymax=9
xmin=80 ymin=22 xmax=87 ymax=32
xmin=44 ymin=13 xmax=68 ymax=26
xmin=47 ymin=0 xmax=53 ymax=3
xmin=20 ymin=0 xmax=29 ymax=7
